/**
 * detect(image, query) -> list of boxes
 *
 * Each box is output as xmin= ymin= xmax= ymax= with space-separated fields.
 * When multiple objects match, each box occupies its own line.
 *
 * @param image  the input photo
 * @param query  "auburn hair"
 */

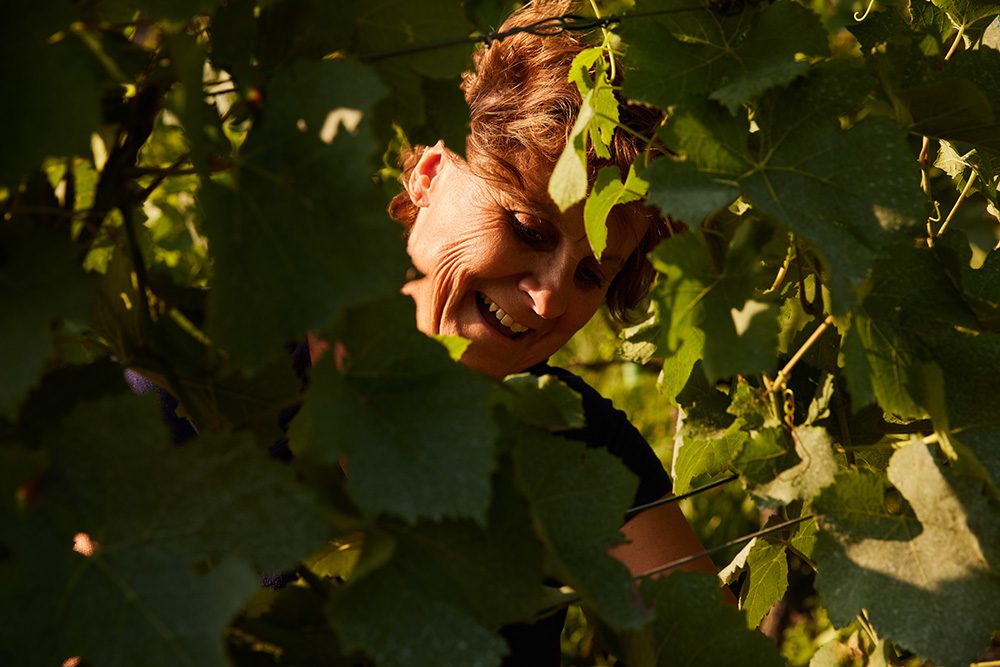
xmin=387 ymin=0 xmax=676 ymax=322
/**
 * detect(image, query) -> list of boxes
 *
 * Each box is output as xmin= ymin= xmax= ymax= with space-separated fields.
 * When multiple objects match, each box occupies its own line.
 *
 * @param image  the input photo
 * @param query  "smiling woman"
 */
xmin=400 ymin=142 xmax=651 ymax=378
xmin=379 ymin=0 xmax=722 ymax=661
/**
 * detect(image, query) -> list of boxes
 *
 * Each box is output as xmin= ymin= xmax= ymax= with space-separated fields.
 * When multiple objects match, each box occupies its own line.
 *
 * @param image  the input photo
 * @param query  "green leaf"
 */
xmin=620 ymin=571 xmax=785 ymax=667
xmin=583 ymin=165 xmax=648 ymax=259
xmin=741 ymin=538 xmax=788 ymax=629
xmin=0 ymin=3 xmax=101 ymax=187
xmin=896 ymin=49 xmax=1000 ymax=157
xmin=431 ymin=333 xmax=472 ymax=362
xmin=622 ymin=0 xmax=829 ymax=113
xmin=650 ymin=222 xmax=779 ymax=381
xmin=199 ymin=58 xmax=407 ymax=364
xmin=353 ymin=0 xmax=474 ymax=78
xmin=1 ymin=392 xmax=335 ymax=666
xmin=656 ymin=64 xmax=924 ymax=312
xmin=840 ymin=242 xmax=979 ymax=417
xmin=0 ymin=502 xmax=258 ymax=667
xmin=506 ymin=416 xmax=646 ymax=630
xmin=498 ymin=373 xmax=586 ymax=431
xmin=329 ymin=466 xmax=543 ymax=667
xmin=0 ymin=224 xmax=94 ymax=418
xmin=289 ymin=296 xmax=499 ymax=524
xmin=751 ymin=426 xmax=838 ymax=506
xmin=673 ymin=420 xmax=746 ymax=494
xmin=548 ymin=91 xmax=594 ymax=212
xmin=928 ymin=0 xmax=999 ymax=26
xmin=814 ymin=443 xmax=1000 ymax=667
xmin=568 ymin=47 xmax=618 ymax=158
xmin=732 ymin=426 xmax=799 ymax=488
xmin=645 ymin=159 xmax=741 ymax=229
xmin=253 ymin=0 xmax=358 ymax=75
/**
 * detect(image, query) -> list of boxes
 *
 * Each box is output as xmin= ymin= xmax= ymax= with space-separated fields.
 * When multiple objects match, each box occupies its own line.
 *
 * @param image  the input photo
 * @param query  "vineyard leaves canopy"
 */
xmin=1 ymin=0 xmax=999 ymax=666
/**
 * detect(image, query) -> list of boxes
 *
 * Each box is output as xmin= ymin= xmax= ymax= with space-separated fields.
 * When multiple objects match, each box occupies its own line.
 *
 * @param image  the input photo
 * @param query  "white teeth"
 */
xmin=480 ymin=293 xmax=529 ymax=334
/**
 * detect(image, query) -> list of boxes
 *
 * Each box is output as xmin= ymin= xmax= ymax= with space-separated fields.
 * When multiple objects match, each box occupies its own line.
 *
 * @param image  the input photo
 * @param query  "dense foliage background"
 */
xmin=1 ymin=0 xmax=999 ymax=665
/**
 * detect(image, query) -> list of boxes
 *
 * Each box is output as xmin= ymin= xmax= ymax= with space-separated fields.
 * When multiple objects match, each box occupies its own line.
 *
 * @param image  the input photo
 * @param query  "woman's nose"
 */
xmin=518 ymin=262 xmax=572 ymax=319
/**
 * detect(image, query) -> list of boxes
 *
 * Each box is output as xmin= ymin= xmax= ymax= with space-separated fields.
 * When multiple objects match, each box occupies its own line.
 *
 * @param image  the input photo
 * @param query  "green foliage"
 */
xmin=619 ymin=571 xmax=786 ymax=666
xmin=2 ymin=0 xmax=999 ymax=665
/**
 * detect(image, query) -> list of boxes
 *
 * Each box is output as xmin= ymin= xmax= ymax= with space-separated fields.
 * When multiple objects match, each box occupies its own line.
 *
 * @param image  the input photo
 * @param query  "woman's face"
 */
xmin=403 ymin=143 xmax=649 ymax=379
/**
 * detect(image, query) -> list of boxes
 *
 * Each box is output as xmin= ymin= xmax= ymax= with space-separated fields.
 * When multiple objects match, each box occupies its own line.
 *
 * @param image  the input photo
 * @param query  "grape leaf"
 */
xmin=672 ymin=420 xmax=745 ymax=494
xmin=751 ymin=425 xmax=838 ymax=506
xmin=0 ymin=225 xmax=94 ymax=418
xmin=353 ymin=0 xmax=474 ymax=78
xmin=1 ymin=392 xmax=336 ymax=666
xmin=929 ymin=0 xmax=999 ymax=26
xmin=329 ymin=467 xmax=544 ymax=667
xmin=649 ymin=222 xmax=778 ymax=382
xmin=645 ymin=158 xmax=741 ymax=229
xmin=498 ymin=373 xmax=586 ymax=431
xmin=619 ymin=571 xmax=785 ymax=667
xmin=505 ymin=416 xmax=647 ymax=630
xmin=569 ymin=47 xmax=618 ymax=158
xmin=841 ymin=242 xmax=979 ymax=417
xmin=583 ymin=164 xmax=648 ymax=259
xmin=0 ymin=3 xmax=100 ymax=187
xmin=549 ymin=91 xmax=594 ymax=212
xmin=622 ymin=0 xmax=829 ymax=113
xmin=896 ymin=49 xmax=1000 ymax=157
xmin=252 ymin=0 xmax=359 ymax=75
xmin=198 ymin=58 xmax=407 ymax=365
xmin=0 ymin=502 xmax=259 ymax=667
xmin=814 ymin=443 xmax=1000 ymax=667
xmin=741 ymin=538 xmax=788 ymax=629
xmin=732 ymin=426 xmax=799 ymax=489
xmin=652 ymin=64 xmax=924 ymax=312
xmin=289 ymin=296 xmax=499 ymax=524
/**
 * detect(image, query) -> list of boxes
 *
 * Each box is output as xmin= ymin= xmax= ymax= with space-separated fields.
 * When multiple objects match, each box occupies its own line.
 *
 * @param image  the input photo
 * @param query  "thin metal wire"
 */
xmin=624 ymin=474 xmax=739 ymax=520
xmin=360 ymin=5 xmax=706 ymax=62
xmin=535 ymin=515 xmax=813 ymax=617
xmin=635 ymin=515 xmax=812 ymax=579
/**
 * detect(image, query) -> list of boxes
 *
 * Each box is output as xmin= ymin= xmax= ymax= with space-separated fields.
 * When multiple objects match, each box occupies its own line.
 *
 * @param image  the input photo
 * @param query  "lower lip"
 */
xmin=475 ymin=292 xmax=527 ymax=340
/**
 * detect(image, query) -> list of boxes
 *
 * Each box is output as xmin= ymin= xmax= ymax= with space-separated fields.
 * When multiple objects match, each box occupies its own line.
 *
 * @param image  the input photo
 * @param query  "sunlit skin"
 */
xmin=402 ymin=141 xmax=649 ymax=379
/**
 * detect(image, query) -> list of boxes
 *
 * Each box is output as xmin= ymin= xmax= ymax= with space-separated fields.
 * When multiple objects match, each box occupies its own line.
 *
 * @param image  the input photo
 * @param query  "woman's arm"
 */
xmin=610 ymin=498 xmax=738 ymax=603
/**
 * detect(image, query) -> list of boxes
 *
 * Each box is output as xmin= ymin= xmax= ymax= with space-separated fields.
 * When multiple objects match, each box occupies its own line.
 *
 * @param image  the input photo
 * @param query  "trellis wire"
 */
xmin=536 ymin=515 xmax=813 ymax=617
xmin=624 ymin=473 xmax=739 ymax=519
xmin=360 ymin=0 xmax=769 ymax=63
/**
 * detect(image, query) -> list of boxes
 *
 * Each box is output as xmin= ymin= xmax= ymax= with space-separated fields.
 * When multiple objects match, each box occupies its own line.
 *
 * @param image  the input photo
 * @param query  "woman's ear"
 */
xmin=407 ymin=140 xmax=447 ymax=207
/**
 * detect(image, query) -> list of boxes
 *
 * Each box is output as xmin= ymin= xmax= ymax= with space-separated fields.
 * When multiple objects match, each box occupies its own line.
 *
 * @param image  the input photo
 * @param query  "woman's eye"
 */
xmin=509 ymin=214 xmax=546 ymax=244
xmin=578 ymin=264 xmax=604 ymax=288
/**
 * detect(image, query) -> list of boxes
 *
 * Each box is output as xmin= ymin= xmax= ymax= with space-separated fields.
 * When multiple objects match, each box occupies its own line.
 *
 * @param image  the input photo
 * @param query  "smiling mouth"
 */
xmin=476 ymin=292 xmax=530 ymax=338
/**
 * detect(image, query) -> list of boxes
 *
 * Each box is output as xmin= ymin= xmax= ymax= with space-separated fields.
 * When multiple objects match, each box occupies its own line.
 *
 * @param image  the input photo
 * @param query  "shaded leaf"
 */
xmin=506 ymin=416 xmax=646 ymax=630
xmin=289 ymin=296 xmax=498 ymax=524
xmin=0 ymin=225 xmax=94 ymax=418
xmin=622 ymin=0 xmax=829 ymax=112
xmin=814 ymin=443 xmax=1000 ymax=667
xmin=620 ymin=571 xmax=785 ymax=667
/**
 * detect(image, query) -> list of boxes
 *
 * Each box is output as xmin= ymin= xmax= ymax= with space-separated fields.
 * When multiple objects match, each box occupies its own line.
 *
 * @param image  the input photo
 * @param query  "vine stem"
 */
xmin=934 ymin=169 xmax=977 ymax=238
xmin=763 ymin=240 xmax=793 ymax=294
xmin=944 ymin=20 xmax=967 ymax=61
xmin=769 ymin=315 xmax=835 ymax=393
